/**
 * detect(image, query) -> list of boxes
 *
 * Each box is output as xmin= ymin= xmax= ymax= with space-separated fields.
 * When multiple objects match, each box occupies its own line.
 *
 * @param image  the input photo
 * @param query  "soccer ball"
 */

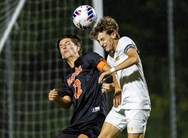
xmin=72 ymin=5 xmax=97 ymax=30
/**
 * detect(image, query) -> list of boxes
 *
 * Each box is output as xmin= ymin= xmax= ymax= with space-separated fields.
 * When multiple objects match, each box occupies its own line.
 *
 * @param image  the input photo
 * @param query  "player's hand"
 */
xmin=101 ymin=83 xmax=114 ymax=93
xmin=113 ymin=90 xmax=121 ymax=107
xmin=98 ymin=71 xmax=111 ymax=84
xmin=48 ymin=89 xmax=58 ymax=101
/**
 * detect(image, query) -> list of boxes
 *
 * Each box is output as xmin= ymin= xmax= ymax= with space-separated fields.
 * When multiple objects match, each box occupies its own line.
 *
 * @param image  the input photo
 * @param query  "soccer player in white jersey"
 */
xmin=90 ymin=16 xmax=151 ymax=138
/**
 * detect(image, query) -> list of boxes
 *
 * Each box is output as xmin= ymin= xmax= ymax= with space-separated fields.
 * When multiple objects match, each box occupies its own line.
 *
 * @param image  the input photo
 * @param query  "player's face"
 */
xmin=97 ymin=31 xmax=116 ymax=52
xmin=58 ymin=38 xmax=79 ymax=59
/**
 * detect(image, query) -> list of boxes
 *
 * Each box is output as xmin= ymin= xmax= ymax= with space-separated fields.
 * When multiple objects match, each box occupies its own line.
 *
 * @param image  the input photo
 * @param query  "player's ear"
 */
xmin=77 ymin=44 xmax=82 ymax=55
xmin=77 ymin=45 xmax=81 ymax=52
xmin=111 ymin=32 xmax=117 ymax=39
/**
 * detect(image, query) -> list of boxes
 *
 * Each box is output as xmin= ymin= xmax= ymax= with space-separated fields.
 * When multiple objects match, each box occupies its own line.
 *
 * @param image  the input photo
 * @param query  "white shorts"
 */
xmin=105 ymin=108 xmax=150 ymax=133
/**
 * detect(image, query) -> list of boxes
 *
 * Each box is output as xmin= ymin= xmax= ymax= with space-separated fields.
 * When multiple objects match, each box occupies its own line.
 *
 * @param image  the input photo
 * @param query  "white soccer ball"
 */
xmin=72 ymin=5 xmax=97 ymax=30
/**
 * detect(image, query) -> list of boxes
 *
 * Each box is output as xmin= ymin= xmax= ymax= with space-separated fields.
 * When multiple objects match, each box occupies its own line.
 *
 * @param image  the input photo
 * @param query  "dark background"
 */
xmin=0 ymin=0 xmax=187 ymax=138
xmin=103 ymin=0 xmax=188 ymax=137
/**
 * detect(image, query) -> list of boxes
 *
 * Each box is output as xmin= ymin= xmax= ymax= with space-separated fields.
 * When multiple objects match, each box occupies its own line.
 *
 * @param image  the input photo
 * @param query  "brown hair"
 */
xmin=56 ymin=34 xmax=82 ymax=55
xmin=90 ymin=16 xmax=120 ymax=40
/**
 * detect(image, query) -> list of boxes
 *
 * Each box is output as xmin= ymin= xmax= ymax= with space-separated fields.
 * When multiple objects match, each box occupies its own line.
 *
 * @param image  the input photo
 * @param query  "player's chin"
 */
xmin=104 ymin=47 xmax=111 ymax=52
xmin=103 ymin=48 xmax=108 ymax=52
xmin=62 ymin=54 xmax=70 ymax=59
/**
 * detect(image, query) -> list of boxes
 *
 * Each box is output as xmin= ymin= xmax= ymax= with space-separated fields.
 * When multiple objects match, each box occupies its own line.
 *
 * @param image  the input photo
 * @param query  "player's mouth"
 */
xmin=102 ymin=44 xmax=107 ymax=49
xmin=62 ymin=51 xmax=69 ymax=56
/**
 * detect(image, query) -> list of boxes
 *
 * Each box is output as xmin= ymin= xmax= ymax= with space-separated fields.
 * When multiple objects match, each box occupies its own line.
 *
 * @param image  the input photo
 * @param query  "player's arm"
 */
xmin=48 ymin=89 xmax=71 ymax=109
xmin=112 ymin=48 xmax=139 ymax=72
xmin=98 ymin=48 xmax=139 ymax=82
xmin=97 ymin=60 xmax=121 ymax=107
xmin=101 ymin=82 xmax=114 ymax=93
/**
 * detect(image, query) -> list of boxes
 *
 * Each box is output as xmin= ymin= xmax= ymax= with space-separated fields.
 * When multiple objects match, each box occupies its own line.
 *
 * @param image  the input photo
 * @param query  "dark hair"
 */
xmin=56 ymin=34 xmax=82 ymax=55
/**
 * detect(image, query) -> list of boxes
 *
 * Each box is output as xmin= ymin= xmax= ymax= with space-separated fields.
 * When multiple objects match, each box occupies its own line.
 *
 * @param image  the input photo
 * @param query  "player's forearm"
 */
xmin=114 ymin=56 xmax=139 ymax=72
xmin=111 ymin=73 xmax=121 ymax=92
xmin=55 ymin=96 xmax=71 ymax=109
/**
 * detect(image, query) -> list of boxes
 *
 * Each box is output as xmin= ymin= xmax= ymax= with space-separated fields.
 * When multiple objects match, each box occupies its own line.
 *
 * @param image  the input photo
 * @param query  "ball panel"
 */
xmin=72 ymin=5 xmax=97 ymax=30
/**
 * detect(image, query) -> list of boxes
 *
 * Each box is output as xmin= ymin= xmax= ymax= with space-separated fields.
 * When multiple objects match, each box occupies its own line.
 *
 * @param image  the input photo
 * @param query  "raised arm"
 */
xmin=112 ymin=48 xmax=139 ymax=72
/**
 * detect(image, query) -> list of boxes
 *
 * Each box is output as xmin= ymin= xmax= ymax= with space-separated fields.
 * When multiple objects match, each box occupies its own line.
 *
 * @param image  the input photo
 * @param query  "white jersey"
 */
xmin=107 ymin=36 xmax=151 ymax=110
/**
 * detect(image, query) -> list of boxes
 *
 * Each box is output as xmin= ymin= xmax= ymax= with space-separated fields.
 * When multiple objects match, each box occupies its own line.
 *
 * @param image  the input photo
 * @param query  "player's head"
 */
xmin=57 ymin=34 xmax=82 ymax=59
xmin=57 ymin=34 xmax=82 ymax=56
xmin=90 ymin=16 xmax=120 ymax=52
xmin=90 ymin=16 xmax=120 ymax=40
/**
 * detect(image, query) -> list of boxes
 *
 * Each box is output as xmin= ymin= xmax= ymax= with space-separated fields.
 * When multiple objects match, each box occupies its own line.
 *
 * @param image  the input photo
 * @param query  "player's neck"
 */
xmin=112 ymin=39 xmax=119 ymax=53
xmin=67 ymin=55 xmax=79 ymax=68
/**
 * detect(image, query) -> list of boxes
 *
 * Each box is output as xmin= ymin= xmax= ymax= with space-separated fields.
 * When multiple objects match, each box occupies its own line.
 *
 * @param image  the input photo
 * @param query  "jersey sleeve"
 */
xmin=120 ymin=37 xmax=138 ymax=54
xmin=97 ymin=59 xmax=107 ymax=71
xmin=59 ymin=78 xmax=73 ymax=97
xmin=84 ymin=52 xmax=106 ymax=70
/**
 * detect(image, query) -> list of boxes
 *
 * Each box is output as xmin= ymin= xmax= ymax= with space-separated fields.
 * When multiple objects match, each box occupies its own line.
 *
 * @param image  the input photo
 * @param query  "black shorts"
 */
xmin=56 ymin=114 xmax=105 ymax=138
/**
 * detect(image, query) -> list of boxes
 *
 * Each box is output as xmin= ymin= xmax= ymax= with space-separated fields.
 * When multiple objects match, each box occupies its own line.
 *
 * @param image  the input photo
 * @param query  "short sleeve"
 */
xmin=83 ymin=52 xmax=105 ymax=69
xmin=60 ymin=78 xmax=73 ymax=97
xmin=118 ymin=37 xmax=138 ymax=54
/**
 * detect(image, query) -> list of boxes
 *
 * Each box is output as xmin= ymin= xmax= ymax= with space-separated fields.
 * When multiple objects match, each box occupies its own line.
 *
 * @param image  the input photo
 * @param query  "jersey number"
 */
xmin=73 ymin=79 xmax=82 ymax=99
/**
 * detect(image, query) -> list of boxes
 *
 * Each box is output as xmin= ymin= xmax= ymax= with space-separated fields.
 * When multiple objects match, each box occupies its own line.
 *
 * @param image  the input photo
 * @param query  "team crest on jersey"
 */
xmin=67 ymin=66 xmax=83 ymax=86
xmin=67 ymin=66 xmax=83 ymax=99
xmin=115 ymin=56 xmax=120 ymax=61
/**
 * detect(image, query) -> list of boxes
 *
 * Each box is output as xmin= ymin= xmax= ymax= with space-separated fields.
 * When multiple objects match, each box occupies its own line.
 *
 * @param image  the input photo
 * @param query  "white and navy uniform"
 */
xmin=105 ymin=36 xmax=151 ymax=133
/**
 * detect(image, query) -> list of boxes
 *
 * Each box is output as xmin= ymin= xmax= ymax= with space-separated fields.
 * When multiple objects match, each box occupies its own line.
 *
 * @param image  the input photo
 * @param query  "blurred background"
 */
xmin=0 ymin=0 xmax=188 ymax=138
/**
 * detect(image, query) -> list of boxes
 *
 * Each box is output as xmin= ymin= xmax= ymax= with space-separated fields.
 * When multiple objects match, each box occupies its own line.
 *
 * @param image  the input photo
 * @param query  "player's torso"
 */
xmin=107 ymin=37 xmax=151 ymax=110
xmin=107 ymin=37 xmax=139 ymax=82
xmin=66 ymin=53 xmax=108 ymax=123
xmin=67 ymin=64 xmax=101 ymax=101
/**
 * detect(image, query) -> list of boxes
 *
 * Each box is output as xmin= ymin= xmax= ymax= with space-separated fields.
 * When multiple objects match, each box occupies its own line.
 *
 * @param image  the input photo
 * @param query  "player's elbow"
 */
xmin=132 ymin=56 xmax=139 ymax=64
xmin=62 ymin=99 xmax=72 ymax=109
xmin=62 ymin=104 xmax=71 ymax=109
xmin=59 ymin=96 xmax=72 ymax=109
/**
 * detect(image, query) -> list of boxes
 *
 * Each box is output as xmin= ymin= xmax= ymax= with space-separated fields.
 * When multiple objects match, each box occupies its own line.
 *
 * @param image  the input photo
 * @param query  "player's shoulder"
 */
xmin=119 ymin=36 xmax=134 ymax=44
xmin=83 ymin=51 xmax=101 ymax=58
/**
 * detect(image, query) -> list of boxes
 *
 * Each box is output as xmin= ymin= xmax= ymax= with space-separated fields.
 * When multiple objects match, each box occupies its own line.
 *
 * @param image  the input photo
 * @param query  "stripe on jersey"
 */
xmin=97 ymin=59 xmax=107 ymax=71
xmin=124 ymin=44 xmax=136 ymax=53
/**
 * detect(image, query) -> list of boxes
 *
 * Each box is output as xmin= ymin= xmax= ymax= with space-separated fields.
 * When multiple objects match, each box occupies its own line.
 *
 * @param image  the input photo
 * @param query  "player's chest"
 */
xmin=67 ymin=65 xmax=95 ymax=86
xmin=109 ymin=50 xmax=128 ymax=66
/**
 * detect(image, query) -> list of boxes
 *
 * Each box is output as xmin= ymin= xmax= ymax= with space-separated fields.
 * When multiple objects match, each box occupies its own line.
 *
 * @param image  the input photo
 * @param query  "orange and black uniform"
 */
xmin=56 ymin=52 xmax=108 ymax=138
